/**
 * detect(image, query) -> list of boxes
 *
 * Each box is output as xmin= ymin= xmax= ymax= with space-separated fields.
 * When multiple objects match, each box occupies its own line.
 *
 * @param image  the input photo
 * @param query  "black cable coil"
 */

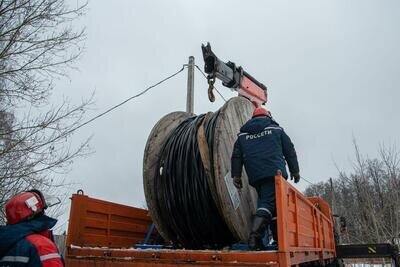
xmin=155 ymin=111 xmax=235 ymax=249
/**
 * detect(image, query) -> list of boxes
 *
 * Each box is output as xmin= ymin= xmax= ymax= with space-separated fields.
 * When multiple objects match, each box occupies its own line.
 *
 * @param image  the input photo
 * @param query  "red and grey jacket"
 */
xmin=0 ymin=215 xmax=63 ymax=267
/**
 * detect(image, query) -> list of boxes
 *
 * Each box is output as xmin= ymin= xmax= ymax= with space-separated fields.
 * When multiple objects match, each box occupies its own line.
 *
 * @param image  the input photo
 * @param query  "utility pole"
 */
xmin=186 ymin=56 xmax=195 ymax=114
xmin=330 ymin=177 xmax=340 ymax=243
xmin=329 ymin=177 xmax=335 ymax=213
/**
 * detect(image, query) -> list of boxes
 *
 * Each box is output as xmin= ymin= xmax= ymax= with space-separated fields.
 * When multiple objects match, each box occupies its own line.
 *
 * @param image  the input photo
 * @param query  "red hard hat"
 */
xmin=252 ymin=107 xmax=270 ymax=118
xmin=5 ymin=190 xmax=47 ymax=225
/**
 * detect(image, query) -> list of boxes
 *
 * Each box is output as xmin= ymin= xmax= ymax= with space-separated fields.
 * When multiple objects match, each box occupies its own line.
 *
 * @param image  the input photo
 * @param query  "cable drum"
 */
xmin=143 ymin=97 xmax=258 ymax=249
xmin=155 ymin=112 xmax=234 ymax=248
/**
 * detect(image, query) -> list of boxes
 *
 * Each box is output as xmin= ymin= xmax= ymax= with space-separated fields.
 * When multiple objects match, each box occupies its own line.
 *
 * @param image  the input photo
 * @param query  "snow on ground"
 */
xmin=343 ymin=259 xmax=393 ymax=266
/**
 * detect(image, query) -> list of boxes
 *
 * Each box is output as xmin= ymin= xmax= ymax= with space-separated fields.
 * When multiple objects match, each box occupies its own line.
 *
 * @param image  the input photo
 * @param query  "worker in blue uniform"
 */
xmin=231 ymin=107 xmax=300 ymax=250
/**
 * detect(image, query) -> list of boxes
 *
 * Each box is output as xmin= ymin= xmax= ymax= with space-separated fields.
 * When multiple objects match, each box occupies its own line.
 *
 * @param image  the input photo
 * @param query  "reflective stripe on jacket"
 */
xmin=0 ymin=215 xmax=64 ymax=267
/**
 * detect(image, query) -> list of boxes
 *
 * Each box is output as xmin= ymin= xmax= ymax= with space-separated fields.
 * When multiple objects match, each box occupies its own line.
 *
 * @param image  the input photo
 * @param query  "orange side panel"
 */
xmin=275 ymin=176 xmax=336 ymax=266
xmin=307 ymin=197 xmax=333 ymax=219
xmin=65 ymin=247 xmax=279 ymax=266
xmin=66 ymin=193 xmax=153 ymax=248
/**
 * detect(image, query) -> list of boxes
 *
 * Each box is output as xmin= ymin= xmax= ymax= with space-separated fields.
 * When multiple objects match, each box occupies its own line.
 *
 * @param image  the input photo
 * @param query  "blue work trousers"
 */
xmin=254 ymin=177 xmax=276 ymax=218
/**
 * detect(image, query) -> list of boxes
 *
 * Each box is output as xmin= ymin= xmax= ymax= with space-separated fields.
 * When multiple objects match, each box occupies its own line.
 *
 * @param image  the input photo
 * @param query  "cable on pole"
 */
xmin=68 ymin=66 xmax=186 ymax=134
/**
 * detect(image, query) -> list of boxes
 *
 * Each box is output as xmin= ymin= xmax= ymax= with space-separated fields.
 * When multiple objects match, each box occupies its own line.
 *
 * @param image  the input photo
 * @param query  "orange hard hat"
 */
xmin=5 ymin=190 xmax=47 ymax=224
xmin=252 ymin=107 xmax=270 ymax=118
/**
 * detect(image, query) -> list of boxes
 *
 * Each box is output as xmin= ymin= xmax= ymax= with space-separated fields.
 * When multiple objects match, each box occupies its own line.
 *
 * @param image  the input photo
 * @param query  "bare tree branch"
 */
xmin=305 ymin=141 xmax=400 ymax=243
xmin=0 ymin=0 xmax=90 ymax=224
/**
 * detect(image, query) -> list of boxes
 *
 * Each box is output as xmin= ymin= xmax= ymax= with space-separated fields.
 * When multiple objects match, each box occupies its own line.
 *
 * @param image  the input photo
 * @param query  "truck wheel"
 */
xmin=325 ymin=258 xmax=344 ymax=267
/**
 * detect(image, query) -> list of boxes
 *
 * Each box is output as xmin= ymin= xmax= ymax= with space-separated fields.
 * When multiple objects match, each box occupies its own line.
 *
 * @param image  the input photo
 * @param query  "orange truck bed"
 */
xmin=65 ymin=176 xmax=336 ymax=266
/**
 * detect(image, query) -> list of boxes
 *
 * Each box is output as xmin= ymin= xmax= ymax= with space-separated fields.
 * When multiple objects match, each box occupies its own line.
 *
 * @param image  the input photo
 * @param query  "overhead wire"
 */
xmin=67 ymin=65 xmax=186 ymax=134
xmin=64 ymin=63 xmax=226 ymax=135
xmin=301 ymin=176 xmax=316 ymax=186
xmin=0 ymin=65 xmax=187 ymax=155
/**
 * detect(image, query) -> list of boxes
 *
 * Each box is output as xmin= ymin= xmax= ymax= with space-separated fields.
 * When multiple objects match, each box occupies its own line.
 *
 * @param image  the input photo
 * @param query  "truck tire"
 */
xmin=325 ymin=258 xmax=345 ymax=267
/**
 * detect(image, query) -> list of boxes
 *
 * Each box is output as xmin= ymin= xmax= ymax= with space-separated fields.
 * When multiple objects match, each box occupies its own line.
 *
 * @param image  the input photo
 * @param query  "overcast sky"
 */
xmin=53 ymin=0 xmax=400 ymax=232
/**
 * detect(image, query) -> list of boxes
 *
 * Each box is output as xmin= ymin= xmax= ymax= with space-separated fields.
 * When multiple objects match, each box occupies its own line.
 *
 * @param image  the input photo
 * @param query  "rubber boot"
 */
xmin=248 ymin=215 xmax=270 ymax=250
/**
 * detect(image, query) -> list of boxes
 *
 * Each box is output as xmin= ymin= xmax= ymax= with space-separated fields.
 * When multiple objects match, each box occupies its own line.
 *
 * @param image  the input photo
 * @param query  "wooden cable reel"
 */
xmin=143 ymin=97 xmax=257 ymax=246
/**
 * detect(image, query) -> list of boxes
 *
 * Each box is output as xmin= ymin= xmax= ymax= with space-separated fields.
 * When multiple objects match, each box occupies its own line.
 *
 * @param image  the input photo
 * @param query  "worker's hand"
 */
xmin=233 ymin=176 xmax=242 ymax=189
xmin=291 ymin=173 xmax=301 ymax=183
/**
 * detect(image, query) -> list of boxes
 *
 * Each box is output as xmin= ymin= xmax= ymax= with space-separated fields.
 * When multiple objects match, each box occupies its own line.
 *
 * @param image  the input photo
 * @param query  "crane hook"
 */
xmin=207 ymin=77 xmax=216 ymax=102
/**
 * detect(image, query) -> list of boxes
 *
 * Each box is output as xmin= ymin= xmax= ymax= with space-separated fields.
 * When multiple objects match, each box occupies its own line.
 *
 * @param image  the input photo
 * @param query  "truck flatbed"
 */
xmin=65 ymin=177 xmax=337 ymax=266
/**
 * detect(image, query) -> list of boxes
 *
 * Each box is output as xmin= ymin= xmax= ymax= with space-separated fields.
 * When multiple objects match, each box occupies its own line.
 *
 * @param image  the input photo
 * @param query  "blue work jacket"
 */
xmin=231 ymin=116 xmax=299 ymax=186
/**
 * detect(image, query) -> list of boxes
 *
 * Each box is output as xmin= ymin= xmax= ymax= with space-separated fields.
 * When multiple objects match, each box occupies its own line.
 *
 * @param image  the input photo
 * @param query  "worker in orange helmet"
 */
xmin=231 ymin=106 xmax=300 ymax=250
xmin=0 ymin=190 xmax=64 ymax=266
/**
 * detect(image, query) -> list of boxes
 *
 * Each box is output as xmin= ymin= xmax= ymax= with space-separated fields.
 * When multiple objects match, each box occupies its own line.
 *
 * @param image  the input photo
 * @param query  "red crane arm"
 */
xmin=201 ymin=42 xmax=267 ymax=106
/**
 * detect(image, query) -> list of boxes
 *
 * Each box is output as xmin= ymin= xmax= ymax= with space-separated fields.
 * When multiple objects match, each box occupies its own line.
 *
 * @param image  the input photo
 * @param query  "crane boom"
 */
xmin=201 ymin=42 xmax=268 ymax=106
